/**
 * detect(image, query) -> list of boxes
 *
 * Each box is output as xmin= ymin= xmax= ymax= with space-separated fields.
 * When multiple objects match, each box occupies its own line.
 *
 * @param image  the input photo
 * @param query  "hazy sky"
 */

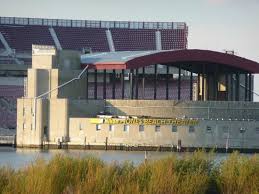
xmin=0 ymin=0 xmax=259 ymax=99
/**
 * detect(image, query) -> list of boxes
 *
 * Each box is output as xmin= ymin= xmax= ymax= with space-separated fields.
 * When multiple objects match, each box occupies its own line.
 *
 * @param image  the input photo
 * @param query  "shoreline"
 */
xmin=9 ymin=144 xmax=259 ymax=153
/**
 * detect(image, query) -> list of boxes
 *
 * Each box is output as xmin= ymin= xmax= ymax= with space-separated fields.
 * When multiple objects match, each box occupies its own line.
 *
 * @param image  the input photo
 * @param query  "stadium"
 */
xmin=1 ymin=16 xmax=259 ymax=151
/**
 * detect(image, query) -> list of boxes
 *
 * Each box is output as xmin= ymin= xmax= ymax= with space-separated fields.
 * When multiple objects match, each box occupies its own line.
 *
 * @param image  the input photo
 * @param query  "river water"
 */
xmin=0 ymin=147 xmax=255 ymax=169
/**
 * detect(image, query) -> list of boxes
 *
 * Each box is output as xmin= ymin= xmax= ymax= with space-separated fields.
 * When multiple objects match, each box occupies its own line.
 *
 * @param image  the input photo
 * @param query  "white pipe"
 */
xmin=33 ymin=65 xmax=89 ymax=130
xmin=36 ymin=65 xmax=89 ymax=99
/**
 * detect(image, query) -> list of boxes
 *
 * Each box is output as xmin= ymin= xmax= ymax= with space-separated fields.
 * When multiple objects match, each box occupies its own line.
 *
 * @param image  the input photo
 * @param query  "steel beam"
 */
xmin=94 ymin=69 xmax=97 ymax=99
xmin=154 ymin=65 xmax=157 ymax=100
xmin=178 ymin=64 xmax=181 ymax=100
xmin=166 ymin=65 xmax=169 ymax=100
xmin=112 ymin=70 xmax=116 ymax=99
xmin=103 ymin=69 xmax=106 ymax=99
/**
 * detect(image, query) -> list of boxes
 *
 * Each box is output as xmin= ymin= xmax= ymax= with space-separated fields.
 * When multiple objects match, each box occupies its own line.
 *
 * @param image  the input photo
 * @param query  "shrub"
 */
xmin=0 ymin=151 xmax=258 ymax=194
xmin=215 ymin=152 xmax=259 ymax=194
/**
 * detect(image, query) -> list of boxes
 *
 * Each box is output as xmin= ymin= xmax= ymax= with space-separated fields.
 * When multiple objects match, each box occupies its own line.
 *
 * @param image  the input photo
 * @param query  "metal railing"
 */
xmin=0 ymin=16 xmax=187 ymax=30
xmin=104 ymin=104 xmax=259 ymax=121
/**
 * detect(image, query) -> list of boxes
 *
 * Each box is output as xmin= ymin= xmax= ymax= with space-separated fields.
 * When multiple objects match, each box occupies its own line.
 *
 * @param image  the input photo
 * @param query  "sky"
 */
xmin=0 ymin=0 xmax=259 ymax=100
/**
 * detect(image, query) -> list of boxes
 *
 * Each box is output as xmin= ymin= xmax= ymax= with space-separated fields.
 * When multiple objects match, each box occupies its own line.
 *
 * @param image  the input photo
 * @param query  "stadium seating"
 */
xmin=111 ymin=29 xmax=156 ymax=51
xmin=0 ymin=85 xmax=23 ymax=97
xmin=0 ymin=25 xmax=54 ymax=51
xmin=54 ymin=27 xmax=110 ymax=52
xmin=161 ymin=29 xmax=186 ymax=50
xmin=0 ymin=85 xmax=23 ymax=129
xmin=0 ymin=106 xmax=16 ymax=129
xmin=0 ymin=58 xmax=16 ymax=64
xmin=0 ymin=22 xmax=187 ymax=53
xmin=0 ymin=41 xmax=4 ymax=49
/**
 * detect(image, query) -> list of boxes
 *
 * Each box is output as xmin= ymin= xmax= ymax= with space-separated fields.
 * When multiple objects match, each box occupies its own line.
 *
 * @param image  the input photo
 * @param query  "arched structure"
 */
xmin=81 ymin=49 xmax=259 ymax=101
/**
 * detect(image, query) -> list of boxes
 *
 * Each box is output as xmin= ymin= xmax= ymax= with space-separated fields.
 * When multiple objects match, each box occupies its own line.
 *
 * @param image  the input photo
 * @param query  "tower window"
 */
xmin=109 ymin=125 xmax=114 ymax=131
xmin=96 ymin=124 xmax=101 ymax=131
xmin=189 ymin=126 xmax=195 ymax=133
xmin=155 ymin=125 xmax=160 ymax=132
xmin=124 ymin=125 xmax=129 ymax=132
xmin=172 ymin=126 xmax=177 ymax=132
xmin=139 ymin=125 xmax=144 ymax=132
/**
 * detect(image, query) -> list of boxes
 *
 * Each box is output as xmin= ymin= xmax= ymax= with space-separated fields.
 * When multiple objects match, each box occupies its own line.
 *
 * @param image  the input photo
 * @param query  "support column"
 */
xmin=214 ymin=65 xmax=218 ymax=101
xmin=249 ymin=73 xmax=252 ymax=101
xmin=190 ymin=68 xmax=193 ymax=101
xmin=166 ymin=65 xmax=169 ymax=100
xmin=197 ymin=73 xmax=200 ymax=101
xmin=86 ymin=69 xmax=88 ymax=99
xmin=135 ymin=68 xmax=139 ymax=99
xmin=154 ymin=64 xmax=157 ymax=100
xmin=121 ymin=69 xmax=125 ymax=99
xmin=142 ymin=67 xmax=145 ymax=99
xmin=235 ymin=72 xmax=240 ymax=101
xmin=103 ymin=69 xmax=106 ymax=99
xmin=202 ymin=65 xmax=205 ymax=101
xmin=94 ymin=69 xmax=97 ymax=99
xmin=225 ymin=73 xmax=229 ymax=101
xmin=112 ymin=70 xmax=116 ymax=99
xmin=49 ymin=27 xmax=62 ymax=50
xmin=178 ymin=64 xmax=181 ymax=100
xmin=207 ymin=74 xmax=210 ymax=101
xmin=230 ymin=73 xmax=233 ymax=101
xmin=130 ymin=69 xmax=134 ymax=99
xmin=245 ymin=73 xmax=248 ymax=101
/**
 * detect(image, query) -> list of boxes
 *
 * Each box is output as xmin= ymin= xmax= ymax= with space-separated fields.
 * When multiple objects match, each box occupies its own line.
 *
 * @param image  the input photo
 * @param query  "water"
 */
xmin=0 ymin=147 xmax=254 ymax=169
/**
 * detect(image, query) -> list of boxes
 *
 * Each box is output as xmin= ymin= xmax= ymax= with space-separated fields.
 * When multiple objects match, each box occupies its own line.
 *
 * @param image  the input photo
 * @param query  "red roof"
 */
xmin=81 ymin=49 xmax=259 ymax=73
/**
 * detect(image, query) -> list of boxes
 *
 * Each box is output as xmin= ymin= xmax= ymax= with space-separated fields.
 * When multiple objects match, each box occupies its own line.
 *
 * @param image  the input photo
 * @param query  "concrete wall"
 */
xmin=69 ymin=100 xmax=105 ymax=117
xmin=27 ymin=68 xmax=58 ymax=98
xmin=27 ymin=69 xmax=37 ymax=97
xmin=48 ymin=98 xmax=69 ymax=143
xmin=30 ymin=50 xmax=88 ymax=99
xmin=17 ymin=98 xmax=259 ymax=149
xmin=32 ymin=55 xmax=57 ymax=69
xmin=36 ymin=69 xmax=50 ymax=97
xmin=68 ymin=117 xmax=259 ymax=149
xmin=57 ymin=70 xmax=87 ymax=99
xmin=17 ymin=98 xmax=48 ymax=146
xmin=105 ymin=100 xmax=259 ymax=120
xmin=56 ymin=50 xmax=81 ymax=70
xmin=49 ymin=69 xmax=59 ymax=98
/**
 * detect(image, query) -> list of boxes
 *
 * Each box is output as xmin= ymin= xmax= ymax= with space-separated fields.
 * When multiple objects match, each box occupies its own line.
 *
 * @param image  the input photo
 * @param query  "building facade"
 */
xmin=16 ymin=46 xmax=259 ymax=151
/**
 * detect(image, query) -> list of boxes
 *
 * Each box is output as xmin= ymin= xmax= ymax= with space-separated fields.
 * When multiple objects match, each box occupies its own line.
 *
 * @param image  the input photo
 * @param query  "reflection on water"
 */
xmin=0 ymin=147 xmax=254 ymax=169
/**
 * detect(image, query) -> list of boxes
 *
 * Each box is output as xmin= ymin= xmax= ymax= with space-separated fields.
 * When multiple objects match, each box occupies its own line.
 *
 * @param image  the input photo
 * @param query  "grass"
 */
xmin=214 ymin=152 xmax=259 ymax=194
xmin=0 ymin=151 xmax=258 ymax=194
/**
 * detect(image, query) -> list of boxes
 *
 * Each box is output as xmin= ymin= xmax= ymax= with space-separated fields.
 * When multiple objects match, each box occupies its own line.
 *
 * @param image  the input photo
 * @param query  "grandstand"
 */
xmin=0 ymin=78 xmax=24 ymax=129
xmin=0 ymin=17 xmax=188 ymax=58
xmin=0 ymin=16 xmax=188 ymax=130
xmin=0 ymin=87 xmax=23 ymax=129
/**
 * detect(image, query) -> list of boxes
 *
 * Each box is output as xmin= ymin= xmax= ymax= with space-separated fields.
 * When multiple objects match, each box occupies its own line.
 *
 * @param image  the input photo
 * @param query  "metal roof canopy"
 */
xmin=81 ymin=49 xmax=259 ymax=73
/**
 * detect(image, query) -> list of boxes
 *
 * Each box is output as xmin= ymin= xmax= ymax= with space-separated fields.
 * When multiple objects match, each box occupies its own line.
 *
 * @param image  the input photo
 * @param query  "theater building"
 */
xmin=16 ymin=45 xmax=259 ymax=151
